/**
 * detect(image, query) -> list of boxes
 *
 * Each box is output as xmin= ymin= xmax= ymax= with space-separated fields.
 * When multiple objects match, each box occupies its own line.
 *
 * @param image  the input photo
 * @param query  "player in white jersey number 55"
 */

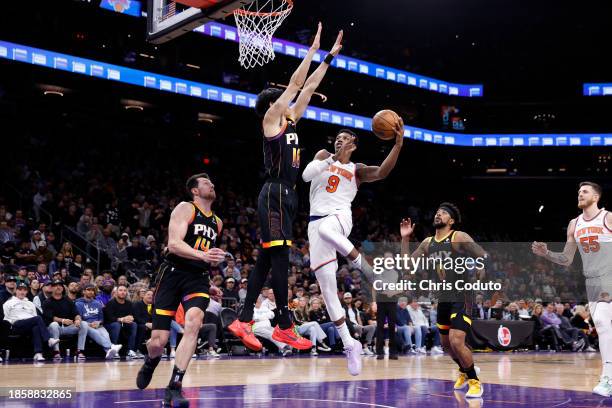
xmin=532 ymin=181 xmax=612 ymax=397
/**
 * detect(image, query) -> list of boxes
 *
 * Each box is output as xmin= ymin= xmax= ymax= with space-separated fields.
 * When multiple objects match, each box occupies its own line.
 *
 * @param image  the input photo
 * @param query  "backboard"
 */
xmin=147 ymin=0 xmax=256 ymax=44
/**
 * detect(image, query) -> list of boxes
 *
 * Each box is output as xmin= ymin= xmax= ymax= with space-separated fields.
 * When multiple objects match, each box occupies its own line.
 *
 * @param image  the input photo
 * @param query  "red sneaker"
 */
xmin=228 ymin=319 xmax=262 ymax=351
xmin=272 ymin=325 xmax=313 ymax=350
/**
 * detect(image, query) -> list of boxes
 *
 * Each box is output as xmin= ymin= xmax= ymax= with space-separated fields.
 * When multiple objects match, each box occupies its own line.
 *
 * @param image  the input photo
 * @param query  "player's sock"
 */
xmin=169 ymin=365 xmax=186 ymax=388
xmin=146 ymin=354 xmax=161 ymax=369
xmin=465 ymin=364 xmax=479 ymax=380
xmin=336 ymin=322 xmax=354 ymax=349
xmin=453 ymin=357 xmax=465 ymax=372
xmin=592 ymin=302 xmax=612 ymax=377
xmin=269 ymin=246 xmax=291 ymax=329
xmin=239 ymin=248 xmax=271 ymax=322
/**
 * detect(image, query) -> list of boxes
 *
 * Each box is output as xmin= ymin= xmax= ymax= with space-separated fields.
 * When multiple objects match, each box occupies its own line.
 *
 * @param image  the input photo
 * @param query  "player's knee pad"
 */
xmin=318 ymin=217 xmax=353 ymax=257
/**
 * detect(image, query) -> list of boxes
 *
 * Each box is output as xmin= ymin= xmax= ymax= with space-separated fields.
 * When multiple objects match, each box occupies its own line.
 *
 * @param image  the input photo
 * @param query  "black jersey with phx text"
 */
xmin=263 ymin=118 xmax=300 ymax=187
xmin=166 ymin=202 xmax=221 ymax=272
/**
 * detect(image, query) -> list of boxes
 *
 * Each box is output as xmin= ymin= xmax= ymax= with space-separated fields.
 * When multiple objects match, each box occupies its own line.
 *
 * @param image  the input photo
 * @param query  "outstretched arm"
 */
xmin=290 ymin=30 xmax=344 ymax=122
xmin=532 ymin=219 xmax=578 ymax=267
xmin=302 ymin=149 xmax=333 ymax=182
xmin=355 ymin=117 xmax=404 ymax=183
xmin=399 ymin=218 xmax=428 ymax=274
xmin=263 ymin=24 xmax=322 ymax=137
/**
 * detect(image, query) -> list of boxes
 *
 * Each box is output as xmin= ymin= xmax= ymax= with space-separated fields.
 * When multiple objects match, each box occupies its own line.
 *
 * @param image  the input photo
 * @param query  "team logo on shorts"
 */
xmin=497 ymin=325 xmax=511 ymax=347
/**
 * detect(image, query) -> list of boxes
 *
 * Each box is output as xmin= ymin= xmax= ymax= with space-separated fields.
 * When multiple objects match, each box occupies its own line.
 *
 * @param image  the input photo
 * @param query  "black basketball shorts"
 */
xmin=436 ymin=302 xmax=472 ymax=335
xmin=257 ymin=181 xmax=297 ymax=249
xmin=152 ymin=261 xmax=210 ymax=331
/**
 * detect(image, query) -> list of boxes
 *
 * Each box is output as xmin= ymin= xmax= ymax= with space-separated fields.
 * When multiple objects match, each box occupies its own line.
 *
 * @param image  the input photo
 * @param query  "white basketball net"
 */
xmin=233 ymin=0 xmax=293 ymax=69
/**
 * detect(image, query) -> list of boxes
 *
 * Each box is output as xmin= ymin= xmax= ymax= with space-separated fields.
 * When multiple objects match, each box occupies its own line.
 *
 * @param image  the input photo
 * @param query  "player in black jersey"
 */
xmin=136 ymin=173 xmax=225 ymax=407
xmin=400 ymin=203 xmax=487 ymax=399
xmin=229 ymin=23 xmax=344 ymax=351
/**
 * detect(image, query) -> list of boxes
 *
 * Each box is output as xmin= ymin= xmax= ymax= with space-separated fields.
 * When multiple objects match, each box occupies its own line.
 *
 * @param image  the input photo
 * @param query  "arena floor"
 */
xmin=0 ymin=352 xmax=609 ymax=407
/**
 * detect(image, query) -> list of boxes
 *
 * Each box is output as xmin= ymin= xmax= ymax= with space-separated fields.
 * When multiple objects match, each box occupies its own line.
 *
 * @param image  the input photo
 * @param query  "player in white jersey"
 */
xmin=533 ymin=181 xmax=612 ymax=397
xmin=302 ymin=123 xmax=404 ymax=375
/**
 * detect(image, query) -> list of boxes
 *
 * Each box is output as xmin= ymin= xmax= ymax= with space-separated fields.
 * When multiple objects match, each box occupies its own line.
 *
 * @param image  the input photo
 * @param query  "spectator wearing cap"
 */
xmin=43 ymin=280 xmax=88 ymax=360
xmin=30 ymin=230 xmax=45 ymax=251
xmin=34 ymin=240 xmax=53 ymax=264
xmin=33 ymin=281 xmax=53 ymax=313
xmin=0 ymin=275 xmax=17 ymax=305
xmin=103 ymin=284 xmax=140 ymax=359
xmin=238 ymin=278 xmax=248 ymax=302
xmin=222 ymin=278 xmax=239 ymax=302
xmin=96 ymin=279 xmax=115 ymax=306
xmin=3 ymin=281 xmax=60 ymax=361
xmin=75 ymin=284 xmax=122 ymax=359
xmin=15 ymin=266 xmax=28 ymax=285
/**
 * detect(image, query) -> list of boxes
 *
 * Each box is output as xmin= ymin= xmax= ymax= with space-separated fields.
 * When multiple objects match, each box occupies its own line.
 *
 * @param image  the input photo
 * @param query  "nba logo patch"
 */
xmin=498 ymin=325 xmax=511 ymax=347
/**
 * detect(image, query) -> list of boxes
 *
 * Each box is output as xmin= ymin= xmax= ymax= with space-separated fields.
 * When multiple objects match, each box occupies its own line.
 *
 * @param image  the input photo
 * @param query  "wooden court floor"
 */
xmin=0 ymin=352 xmax=602 ymax=393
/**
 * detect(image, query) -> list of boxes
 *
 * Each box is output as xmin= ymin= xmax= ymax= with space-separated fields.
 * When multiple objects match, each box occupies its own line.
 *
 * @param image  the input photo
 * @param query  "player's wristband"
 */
xmin=324 ymin=156 xmax=335 ymax=165
xmin=323 ymin=54 xmax=334 ymax=65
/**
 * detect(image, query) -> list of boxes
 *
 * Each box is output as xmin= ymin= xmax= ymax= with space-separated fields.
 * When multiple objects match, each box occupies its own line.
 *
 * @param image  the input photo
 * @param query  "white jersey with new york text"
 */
xmin=573 ymin=209 xmax=612 ymax=279
xmin=309 ymin=160 xmax=358 ymax=217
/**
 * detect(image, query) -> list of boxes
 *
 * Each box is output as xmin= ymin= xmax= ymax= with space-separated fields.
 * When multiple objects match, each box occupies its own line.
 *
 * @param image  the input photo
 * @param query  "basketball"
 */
xmin=372 ymin=109 xmax=400 ymax=140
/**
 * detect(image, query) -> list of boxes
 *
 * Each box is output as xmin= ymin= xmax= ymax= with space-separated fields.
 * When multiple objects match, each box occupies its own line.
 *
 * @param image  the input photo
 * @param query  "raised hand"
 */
xmin=532 ymin=241 xmax=548 ymax=257
xmin=394 ymin=116 xmax=404 ymax=146
xmin=400 ymin=218 xmax=415 ymax=238
xmin=310 ymin=22 xmax=322 ymax=51
xmin=330 ymin=30 xmax=344 ymax=56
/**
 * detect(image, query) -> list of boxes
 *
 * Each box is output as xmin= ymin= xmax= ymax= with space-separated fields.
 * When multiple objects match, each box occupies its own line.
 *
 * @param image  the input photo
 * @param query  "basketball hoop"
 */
xmin=233 ymin=0 xmax=293 ymax=69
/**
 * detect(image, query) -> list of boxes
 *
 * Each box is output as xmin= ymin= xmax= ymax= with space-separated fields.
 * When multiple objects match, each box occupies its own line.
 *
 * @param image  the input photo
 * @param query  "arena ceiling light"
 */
xmin=38 ymin=84 xmax=69 ymax=97
xmin=120 ymin=98 xmax=151 ymax=110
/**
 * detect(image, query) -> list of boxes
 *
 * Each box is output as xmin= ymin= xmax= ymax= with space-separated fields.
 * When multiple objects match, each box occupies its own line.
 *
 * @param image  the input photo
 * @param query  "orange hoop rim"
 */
xmin=234 ymin=0 xmax=293 ymax=17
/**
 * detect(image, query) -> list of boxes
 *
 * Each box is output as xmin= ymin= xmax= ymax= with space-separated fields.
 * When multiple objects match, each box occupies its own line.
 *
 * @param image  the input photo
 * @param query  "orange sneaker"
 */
xmin=272 ymin=324 xmax=313 ymax=350
xmin=228 ymin=319 xmax=262 ymax=351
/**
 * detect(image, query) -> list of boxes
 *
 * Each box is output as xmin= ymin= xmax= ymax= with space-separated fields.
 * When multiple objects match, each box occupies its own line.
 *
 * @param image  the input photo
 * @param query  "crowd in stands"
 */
xmin=0 ymin=133 xmax=598 ymax=362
